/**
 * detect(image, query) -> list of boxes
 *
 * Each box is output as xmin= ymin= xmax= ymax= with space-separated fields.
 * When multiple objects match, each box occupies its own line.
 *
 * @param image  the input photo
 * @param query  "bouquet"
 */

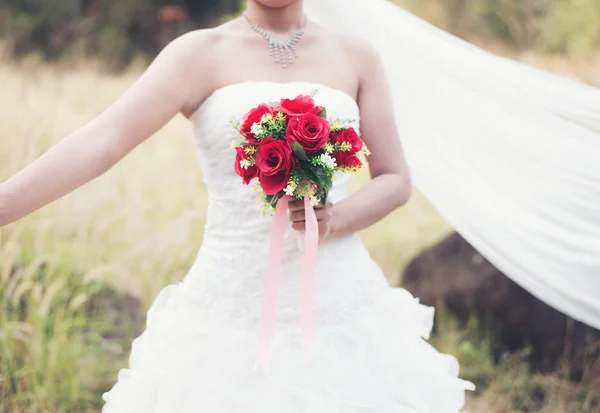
xmin=232 ymin=94 xmax=369 ymax=210
xmin=231 ymin=93 xmax=370 ymax=371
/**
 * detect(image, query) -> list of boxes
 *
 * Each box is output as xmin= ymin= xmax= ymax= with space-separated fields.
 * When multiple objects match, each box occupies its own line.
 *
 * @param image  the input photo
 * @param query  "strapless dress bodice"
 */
xmin=182 ymin=81 xmax=383 ymax=327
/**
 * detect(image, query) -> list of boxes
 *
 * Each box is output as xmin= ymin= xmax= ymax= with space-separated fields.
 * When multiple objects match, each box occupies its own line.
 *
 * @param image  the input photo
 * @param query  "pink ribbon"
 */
xmin=255 ymin=195 xmax=318 ymax=372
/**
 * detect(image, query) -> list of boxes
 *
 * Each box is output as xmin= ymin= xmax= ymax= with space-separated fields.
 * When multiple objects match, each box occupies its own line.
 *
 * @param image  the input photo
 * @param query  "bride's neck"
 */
xmin=245 ymin=1 xmax=305 ymax=34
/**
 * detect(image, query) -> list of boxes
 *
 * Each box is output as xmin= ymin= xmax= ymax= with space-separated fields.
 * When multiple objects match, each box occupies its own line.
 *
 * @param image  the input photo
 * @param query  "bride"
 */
xmin=2 ymin=0 xmax=599 ymax=412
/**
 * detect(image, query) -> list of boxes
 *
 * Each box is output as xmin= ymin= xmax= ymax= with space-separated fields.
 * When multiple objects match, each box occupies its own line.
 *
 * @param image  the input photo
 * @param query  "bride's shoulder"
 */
xmin=154 ymin=27 xmax=234 ymax=116
xmin=337 ymin=34 xmax=381 ymax=64
xmin=156 ymin=25 xmax=237 ymax=78
xmin=317 ymin=27 xmax=382 ymax=66
xmin=164 ymin=21 xmax=257 ymax=63
xmin=311 ymin=28 xmax=387 ymax=96
xmin=163 ymin=27 xmax=226 ymax=53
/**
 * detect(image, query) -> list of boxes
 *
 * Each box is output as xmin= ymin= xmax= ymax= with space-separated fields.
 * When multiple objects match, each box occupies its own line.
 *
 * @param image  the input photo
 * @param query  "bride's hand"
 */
xmin=288 ymin=199 xmax=334 ymax=242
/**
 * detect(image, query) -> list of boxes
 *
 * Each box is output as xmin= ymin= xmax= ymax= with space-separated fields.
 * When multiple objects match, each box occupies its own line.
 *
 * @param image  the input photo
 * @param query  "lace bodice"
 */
xmin=180 ymin=82 xmax=388 ymax=331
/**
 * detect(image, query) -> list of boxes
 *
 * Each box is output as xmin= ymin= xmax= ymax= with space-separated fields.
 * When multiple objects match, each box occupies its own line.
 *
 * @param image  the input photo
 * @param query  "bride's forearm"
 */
xmin=0 ymin=125 xmax=122 ymax=227
xmin=0 ymin=33 xmax=212 ymax=228
xmin=329 ymin=173 xmax=412 ymax=240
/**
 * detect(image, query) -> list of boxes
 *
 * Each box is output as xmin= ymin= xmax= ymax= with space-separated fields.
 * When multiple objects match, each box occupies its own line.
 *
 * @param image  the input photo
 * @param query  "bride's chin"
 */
xmin=251 ymin=0 xmax=301 ymax=9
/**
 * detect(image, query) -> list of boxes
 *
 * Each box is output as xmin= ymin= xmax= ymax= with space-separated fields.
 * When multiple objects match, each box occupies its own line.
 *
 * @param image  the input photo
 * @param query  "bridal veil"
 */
xmin=305 ymin=0 xmax=600 ymax=330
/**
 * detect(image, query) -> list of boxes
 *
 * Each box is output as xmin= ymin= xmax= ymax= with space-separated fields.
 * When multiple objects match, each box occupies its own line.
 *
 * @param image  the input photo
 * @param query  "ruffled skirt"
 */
xmin=102 ymin=236 xmax=474 ymax=413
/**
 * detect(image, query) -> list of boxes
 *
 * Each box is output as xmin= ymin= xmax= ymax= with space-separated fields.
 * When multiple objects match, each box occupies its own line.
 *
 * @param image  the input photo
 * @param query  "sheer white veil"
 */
xmin=305 ymin=0 xmax=600 ymax=330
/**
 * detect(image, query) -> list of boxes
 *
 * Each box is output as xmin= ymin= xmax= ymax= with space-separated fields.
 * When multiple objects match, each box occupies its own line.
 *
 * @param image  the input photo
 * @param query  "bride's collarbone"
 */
xmin=181 ymin=26 xmax=361 ymax=116
xmin=207 ymin=29 xmax=359 ymax=100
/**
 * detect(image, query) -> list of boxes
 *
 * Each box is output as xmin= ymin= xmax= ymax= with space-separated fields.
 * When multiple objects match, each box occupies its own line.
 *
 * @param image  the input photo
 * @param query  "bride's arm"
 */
xmin=0 ymin=32 xmax=213 ymax=227
xmin=328 ymin=40 xmax=412 ymax=240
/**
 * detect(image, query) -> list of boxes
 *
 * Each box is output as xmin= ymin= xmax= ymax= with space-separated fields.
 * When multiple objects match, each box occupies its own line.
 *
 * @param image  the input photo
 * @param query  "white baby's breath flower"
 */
xmin=250 ymin=122 xmax=263 ymax=136
xmin=284 ymin=185 xmax=296 ymax=197
xmin=320 ymin=153 xmax=337 ymax=170
xmin=310 ymin=197 xmax=321 ymax=207
xmin=239 ymin=159 xmax=252 ymax=170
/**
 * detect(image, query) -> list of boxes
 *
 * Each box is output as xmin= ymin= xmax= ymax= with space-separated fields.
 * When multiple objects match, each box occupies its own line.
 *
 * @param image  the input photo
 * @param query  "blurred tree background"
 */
xmin=0 ymin=0 xmax=598 ymax=69
xmin=404 ymin=0 xmax=600 ymax=56
xmin=0 ymin=0 xmax=244 ymax=68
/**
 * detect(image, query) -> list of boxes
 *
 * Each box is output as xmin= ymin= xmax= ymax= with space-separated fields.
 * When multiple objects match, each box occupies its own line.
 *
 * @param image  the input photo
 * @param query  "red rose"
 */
xmin=276 ymin=95 xmax=323 ymax=117
xmin=234 ymin=146 xmax=258 ymax=185
xmin=332 ymin=150 xmax=363 ymax=171
xmin=286 ymin=114 xmax=331 ymax=155
xmin=240 ymin=103 xmax=274 ymax=144
xmin=331 ymin=127 xmax=363 ymax=153
xmin=255 ymin=137 xmax=296 ymax=195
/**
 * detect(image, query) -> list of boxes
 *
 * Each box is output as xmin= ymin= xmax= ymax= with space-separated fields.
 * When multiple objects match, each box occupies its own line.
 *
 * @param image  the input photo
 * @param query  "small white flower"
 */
xmin=284 ymin=185 xmax=296 ymax=196
xmin=250 ymin=122 xmax=263 ymax=136
xmin=320 ymin=153 xmax=337 ymax=170
xmin=329 ymin=156 xmax=338 ymax=168
xmin=239 ymin=159 xmax=252 ymax=170
xmin=310 ymin=197 xmax=321 ymax=207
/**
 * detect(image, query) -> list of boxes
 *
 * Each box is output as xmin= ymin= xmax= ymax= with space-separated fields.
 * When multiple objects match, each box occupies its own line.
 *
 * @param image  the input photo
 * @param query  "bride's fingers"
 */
xmin=290 ymin=210 xmax=305 ymax=222
xmin=289 ymin=199 xmax=329 ymax=210
xmin=315 ymin=201 xmax=332 ymax=211
xmin=291 ymin=221 xmax=306 ymax=232
xmin=290 ymin=205 xmax=332 ymax=222
xmin=316 ymin=209 xmax=332 ymax=222
xmin=288 ymin=199 xmax=305 ymax=212
xmin=292 ymin=216 xmax=331 ymax=234
xmin=292 ymin=221 xmax=326 ymax=232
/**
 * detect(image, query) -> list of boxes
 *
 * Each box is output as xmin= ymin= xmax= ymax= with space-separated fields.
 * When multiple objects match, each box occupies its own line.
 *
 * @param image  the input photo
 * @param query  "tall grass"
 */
xmin=0 ymin=54 xmax=598 ymax=411
xmin=0 ymin=57 xmax=210 ymax=411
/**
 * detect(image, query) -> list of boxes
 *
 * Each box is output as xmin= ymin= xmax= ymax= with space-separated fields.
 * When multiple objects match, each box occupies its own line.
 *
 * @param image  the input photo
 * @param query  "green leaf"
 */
xmin=302 ymin=167 xmax=321 ymax=187
xmin=313 ymin=165 xmax=333 ymax=187
xmin=303 ymin=163 xmax=333 ymax=194
xmin=265 ymin=192 xmax=284 ymax=209
xmin=317 ymin=107 xmax=327 ymax=119
xmin=291 ymin=142 xmax=309 ymax=161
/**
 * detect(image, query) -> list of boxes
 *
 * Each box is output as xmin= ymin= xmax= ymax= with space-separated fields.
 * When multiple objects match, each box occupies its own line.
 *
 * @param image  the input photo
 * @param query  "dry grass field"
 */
xmin=1 ymin=49 xmax=599 ymax=412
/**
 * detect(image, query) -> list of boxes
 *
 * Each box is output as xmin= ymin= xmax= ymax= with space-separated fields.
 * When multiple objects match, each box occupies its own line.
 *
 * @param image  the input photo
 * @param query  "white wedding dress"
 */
xmin=101 ymin=81 xmax=475 ymax=413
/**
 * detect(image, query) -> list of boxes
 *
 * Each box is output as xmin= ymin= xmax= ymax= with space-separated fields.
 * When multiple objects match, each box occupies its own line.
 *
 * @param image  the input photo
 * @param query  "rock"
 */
xmin=86 ymin=284 xmax=145 ymax=342
xmin=402 ymin=232 xmax=600 ymax=375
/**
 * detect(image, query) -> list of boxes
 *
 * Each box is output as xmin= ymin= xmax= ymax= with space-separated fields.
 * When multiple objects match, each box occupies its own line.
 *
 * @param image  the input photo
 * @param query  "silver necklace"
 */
xmin=244 ymin=14 xmax=307 ymax=69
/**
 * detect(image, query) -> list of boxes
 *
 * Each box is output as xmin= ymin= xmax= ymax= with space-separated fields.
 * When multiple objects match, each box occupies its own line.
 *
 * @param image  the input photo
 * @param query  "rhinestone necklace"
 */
xmin=244 ymin=14 xmax=308 ymax=69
